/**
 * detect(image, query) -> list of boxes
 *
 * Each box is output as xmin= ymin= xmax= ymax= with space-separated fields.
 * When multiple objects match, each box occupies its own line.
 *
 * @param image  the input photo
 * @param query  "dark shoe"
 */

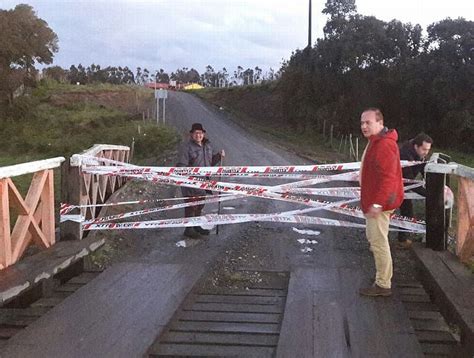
xmin=183 ymin=227 xmax=200 ymax=239
xmin=194 ymin=226 xmax=210 ymax=235
xmin=395 ymin=239 xmax=412 ymax=250
xmin=359 ymin=284 xmax=392 ymax=297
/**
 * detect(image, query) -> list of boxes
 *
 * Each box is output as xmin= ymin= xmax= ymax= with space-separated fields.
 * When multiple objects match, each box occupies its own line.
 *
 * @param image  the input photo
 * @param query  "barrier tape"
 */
xmin=65 ymin=157 xmax=430 ymax=234
xmin=78 ymin=154 xmax=422 ymax=176
xmin=81 ymin=194 xmax=242 ymax=225
xmin=285 ymin=187 xmax=424 ymax=199
xmin=59 ymin=193 xmax=234 ymax=215
xmin=82 ymin=212 xmax=423 ymax=233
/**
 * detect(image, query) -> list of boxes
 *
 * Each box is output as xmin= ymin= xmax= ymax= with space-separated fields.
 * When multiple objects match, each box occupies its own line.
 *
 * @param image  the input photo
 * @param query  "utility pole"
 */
xmin=308 ymin=0 xmax=312 ymax=48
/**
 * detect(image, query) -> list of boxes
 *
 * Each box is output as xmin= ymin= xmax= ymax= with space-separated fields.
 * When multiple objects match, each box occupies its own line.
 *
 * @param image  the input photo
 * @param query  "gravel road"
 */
xmin=91 ymin=90 xmax=417 ymax=287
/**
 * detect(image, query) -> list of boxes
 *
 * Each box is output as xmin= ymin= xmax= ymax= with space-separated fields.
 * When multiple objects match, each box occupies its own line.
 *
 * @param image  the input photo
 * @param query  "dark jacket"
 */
xmin=176 ymin=138 xmax=222 ymax=197
xmin=399 ymin=140 xmax=425 ymax=179
xmin=360 ymin=128 xmax=404 ymax=214
xmin=399 ymin=139 xmax=426 ymax=196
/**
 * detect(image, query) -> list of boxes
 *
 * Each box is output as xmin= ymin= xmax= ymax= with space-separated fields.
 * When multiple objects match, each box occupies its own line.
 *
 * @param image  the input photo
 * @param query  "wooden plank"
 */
xmin=400 ymin=294 xmax=432 ymax=303
xmin=150 ymin=343 xmax=275 ymax=357
xmin=276 ymin=267 xmax=314 ymax=358
xmin=0 ymin=179 xmax=12 ymax=268
xmin=178 ymin=311 xmax=281 ymax=324
xmin=184 ymin=302 xmax=284 ymax=313
xmin=426 ymin=172 xmax=447 ymax=250
xmin=30 ymin=297 xmax=64 ymax=308
xmin=411 ymin=319 xmax=451 ymax=332
xmin=159 ymin=331 xmax=279 ymax=346
xmin=373 ymin=295 xmax=423 ymax=357
xmin=49 ymin=290 xmax=74 ymax=299
xmin=413 ymin=245 xmax=474 ymax=355
xmin=421 ymin=343 xmax=457 ymax=355
xmin=0 ymin=326 xmax=22 ymax=339
xmin=416 ymin=330 xmax=458 ymax=343
xmin=437 ymin=250 xmax=474 ymax=292
xmin=394 ymin=281 xmax=423 ymax=288
xmin=40 ymin=170 xmax=55 ymax=247
xmin=457 ymin=177 xmax=474 ymax=262
xmin=70 ymin=146 xmax=129 ymax=166
xmin=312 ymin=291 xmax=350 ymax=358
xmin=66 ymin=271 xmax=100 ymax=284
xmin=197 ymin=288 xmax=286 ymax=297
xmin=2 ymin=263 xmax=204 ymax=358
xmin=194 ymin=294 xmax=283 ymax=305
xmin=339 ymin=268 xmax=391 ymax=358
xmin=398 ymin=287 xmax=427 ymax=295
xmin=0 ymin=315 xmax=36 ymax=326
xmin=171 ymin=321 xmax=279 ymax=334
xmin=0 ymin=307 xmax=51 ymax=317
xmin=53 ymin=283 xmax=83 ymax=293
xmin=0 ymin=157 xmax=64 ymax=179
xmin=402 ymin=301 xmax=439 ymax=311
xmin=407 ymin=310 xmax=444 ymax=320
xmin=60 ymin=160 xmax=83 ymax=241
xmin=0 ymin=234 xmax=104 ymax=304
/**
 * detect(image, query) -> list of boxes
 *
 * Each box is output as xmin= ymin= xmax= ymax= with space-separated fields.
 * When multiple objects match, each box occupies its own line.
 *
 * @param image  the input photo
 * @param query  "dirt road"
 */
xmin=92 ymin=90 xmax=417 ymax=286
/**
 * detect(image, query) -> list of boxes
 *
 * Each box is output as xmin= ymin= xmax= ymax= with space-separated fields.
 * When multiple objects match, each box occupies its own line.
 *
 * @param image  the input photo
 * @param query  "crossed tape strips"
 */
xmin=62 ymin=155 xmax=427 ymax=233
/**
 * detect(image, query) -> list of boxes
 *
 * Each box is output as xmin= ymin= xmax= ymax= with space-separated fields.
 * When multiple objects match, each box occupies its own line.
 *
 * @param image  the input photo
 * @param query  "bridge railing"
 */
xmin=425 ymin=154 xmax=474 ymax=263
xmin=0 ymin=157 xmax=65 ymax=269
xmin=60 ymin=144 xmax=130 ymax=241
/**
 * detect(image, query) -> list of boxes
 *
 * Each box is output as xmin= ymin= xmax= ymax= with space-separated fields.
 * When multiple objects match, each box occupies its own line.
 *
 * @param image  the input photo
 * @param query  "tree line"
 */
xmin=278 ymin=0 xmax=473 ymax=151
xmin=43 ymin=64 xmax=280 ymax=87
xmin=1 ymin=2 xmax=472 ymax=151
xmin=0 ymin=4 xmax=279 ymax=107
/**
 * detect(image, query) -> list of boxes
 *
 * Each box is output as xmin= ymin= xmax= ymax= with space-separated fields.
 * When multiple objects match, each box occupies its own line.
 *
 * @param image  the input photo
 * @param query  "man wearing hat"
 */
xmin=176 ymin=123 xmax=225 ymax=238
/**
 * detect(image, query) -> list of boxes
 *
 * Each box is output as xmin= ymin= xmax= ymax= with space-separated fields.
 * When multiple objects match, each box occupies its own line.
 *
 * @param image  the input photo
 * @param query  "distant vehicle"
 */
xmin=144 ymin=82 xmax=169 ymax=90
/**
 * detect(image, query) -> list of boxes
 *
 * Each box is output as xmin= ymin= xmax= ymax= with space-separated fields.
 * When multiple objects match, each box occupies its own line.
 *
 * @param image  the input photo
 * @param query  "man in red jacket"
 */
xmin=359 ymin=108 xmax=404 ymax=297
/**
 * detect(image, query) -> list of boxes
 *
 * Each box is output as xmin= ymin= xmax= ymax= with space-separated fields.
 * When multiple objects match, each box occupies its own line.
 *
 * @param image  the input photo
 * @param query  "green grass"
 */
xmin=1 ymin=82 xmax=178 ymax=162
xmin=32 ymin=79 xmax=148 ymax=97
xmin=1 ymin=82 xmax=180 ymax=228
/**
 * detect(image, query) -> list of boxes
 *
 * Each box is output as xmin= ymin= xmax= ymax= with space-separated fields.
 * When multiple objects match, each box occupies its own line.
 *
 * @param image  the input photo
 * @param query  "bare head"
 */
xmin=413 ymin=133 xmax=433 ymax=159
xmin=360 ymin=108 xmax=384 ymax=138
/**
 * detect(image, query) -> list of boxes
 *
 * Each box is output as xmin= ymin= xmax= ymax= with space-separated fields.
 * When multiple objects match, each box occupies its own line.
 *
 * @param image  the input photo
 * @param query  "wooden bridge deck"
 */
xmin=0 ymin=261 xmax=431 ymax=358
xmin=1 ymin=263 xmax=204 ymax=358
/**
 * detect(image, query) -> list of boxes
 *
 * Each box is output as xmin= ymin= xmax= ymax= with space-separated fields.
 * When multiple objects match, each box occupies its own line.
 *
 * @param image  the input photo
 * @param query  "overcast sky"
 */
xmin=1 ymin=0 xmax=472 ymax=75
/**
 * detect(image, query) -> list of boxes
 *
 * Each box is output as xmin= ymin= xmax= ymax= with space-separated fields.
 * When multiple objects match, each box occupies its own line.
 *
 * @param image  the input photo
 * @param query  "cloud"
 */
xmin=1 ymin=0 xmax=471 ymax=76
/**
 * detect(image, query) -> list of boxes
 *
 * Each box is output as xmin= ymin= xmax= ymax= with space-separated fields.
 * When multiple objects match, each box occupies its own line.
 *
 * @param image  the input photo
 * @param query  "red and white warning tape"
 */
xmin=77 ymin=154 xmax=422 ymax=176
xmin=62 ymin=156 xmax=431 ymax=234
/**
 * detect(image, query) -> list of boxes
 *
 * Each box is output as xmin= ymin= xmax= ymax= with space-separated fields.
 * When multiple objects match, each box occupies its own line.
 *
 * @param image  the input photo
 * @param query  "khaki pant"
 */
xmin=365 ymin=210 xmax=393 ymax=289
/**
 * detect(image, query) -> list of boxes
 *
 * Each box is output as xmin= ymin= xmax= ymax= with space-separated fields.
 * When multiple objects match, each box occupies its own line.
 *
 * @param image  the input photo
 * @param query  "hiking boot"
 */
xmin=359 ymin=284 xmax=392 ymax=297
xmin=395 ymin=239 xmax=412 ymax=250
xmin=183 ymin=227 xmax=200 ymax=239
xmin=194 ymin=226 xmax=210 ymax=235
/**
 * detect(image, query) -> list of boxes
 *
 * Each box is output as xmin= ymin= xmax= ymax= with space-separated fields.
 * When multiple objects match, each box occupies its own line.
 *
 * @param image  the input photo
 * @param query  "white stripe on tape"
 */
xmin=79 ymin=157 xmax=422 ymax=177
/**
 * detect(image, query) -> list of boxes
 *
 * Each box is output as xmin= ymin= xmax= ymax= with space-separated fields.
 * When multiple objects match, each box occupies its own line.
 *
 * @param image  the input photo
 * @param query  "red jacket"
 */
xmin=360 ymin=128 xmax=404 ymax=214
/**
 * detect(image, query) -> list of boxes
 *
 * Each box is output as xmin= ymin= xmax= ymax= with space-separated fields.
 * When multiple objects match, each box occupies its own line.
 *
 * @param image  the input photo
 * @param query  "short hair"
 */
xmin=413 ymin=133 xmax=433 ymax=146
xmin=362 ymin=107 xmax=384 ymax=122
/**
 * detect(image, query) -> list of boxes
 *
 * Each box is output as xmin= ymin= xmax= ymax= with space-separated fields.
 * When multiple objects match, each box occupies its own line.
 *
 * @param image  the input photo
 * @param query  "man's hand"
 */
xmin=220 ymin=149 xmax=225 ymax=157
xmin=366 ymin=204 xmax=382 ymax=218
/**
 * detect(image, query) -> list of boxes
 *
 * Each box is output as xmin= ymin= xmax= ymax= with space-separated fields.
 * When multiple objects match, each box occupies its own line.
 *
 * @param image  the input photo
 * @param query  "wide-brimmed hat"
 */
xmin=190 ymin=123 xmax=206 ymax=133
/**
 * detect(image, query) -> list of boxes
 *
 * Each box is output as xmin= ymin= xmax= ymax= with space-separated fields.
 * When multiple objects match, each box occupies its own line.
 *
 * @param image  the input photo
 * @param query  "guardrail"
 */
xmin=425 ymin=154 xmax=474 ymax=263
xmin=60 ymin=144 xmax=130 ymax=241
xmin=0 ymin=157 xmax=65 ymax=269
